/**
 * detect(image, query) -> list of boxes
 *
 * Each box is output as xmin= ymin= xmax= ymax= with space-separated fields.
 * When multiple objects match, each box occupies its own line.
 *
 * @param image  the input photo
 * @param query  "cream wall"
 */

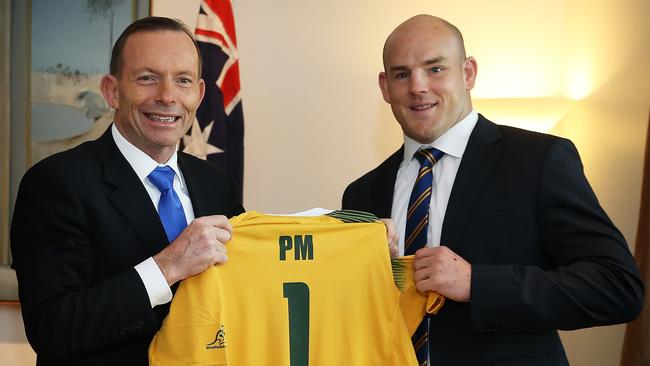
xmin=2 ymin=0 xmax=647 ymax=364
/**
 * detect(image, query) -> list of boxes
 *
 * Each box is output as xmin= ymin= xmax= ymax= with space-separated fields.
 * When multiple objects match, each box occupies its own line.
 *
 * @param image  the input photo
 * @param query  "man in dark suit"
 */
xmin=343 ymin=14 xmax=643 ymax=365
xmin=10 ymin=17 xmax=243 ymax=365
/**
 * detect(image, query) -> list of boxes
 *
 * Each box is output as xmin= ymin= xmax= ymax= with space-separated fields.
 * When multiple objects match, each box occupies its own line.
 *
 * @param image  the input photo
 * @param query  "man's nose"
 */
xmin=157 ymin=79 xmax=175 ymax=105
xmin=409 ymin=72 xmax=428 ymax=95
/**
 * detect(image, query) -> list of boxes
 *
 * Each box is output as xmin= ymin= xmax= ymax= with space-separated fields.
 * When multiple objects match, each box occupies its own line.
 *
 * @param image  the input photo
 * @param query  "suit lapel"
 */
xmin=93 ymin=129 xmax=169 ymax=256
xmin=441 ymin=115 xmax=503 ymax=249
xmin=376 ymin=147 xmax=404 ymax=217
xmin=178 ymin=153 xmax=210 ymax=218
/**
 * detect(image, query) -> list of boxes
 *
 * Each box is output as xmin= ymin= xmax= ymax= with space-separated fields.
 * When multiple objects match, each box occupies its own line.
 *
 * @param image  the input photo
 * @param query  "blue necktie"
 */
xmin=148 ymin=166 xmax=187 ymax=243
xmin=404 ymin=147 xmax=444 ymax=366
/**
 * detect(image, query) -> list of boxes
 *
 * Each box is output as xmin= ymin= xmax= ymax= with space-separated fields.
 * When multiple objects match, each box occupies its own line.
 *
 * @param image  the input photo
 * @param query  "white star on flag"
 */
xmin=182 ymin=118 xmax=223 ymax=160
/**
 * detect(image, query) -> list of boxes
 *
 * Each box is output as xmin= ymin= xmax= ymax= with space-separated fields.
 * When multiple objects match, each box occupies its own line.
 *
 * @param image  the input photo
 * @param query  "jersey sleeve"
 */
xmin=392 ymin=255 xmax=445 ymax=335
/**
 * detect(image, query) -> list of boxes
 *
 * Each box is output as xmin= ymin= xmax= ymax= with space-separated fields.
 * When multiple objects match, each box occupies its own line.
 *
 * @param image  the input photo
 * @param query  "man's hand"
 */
xmin=153 ymin=215 xmax=232 ymax=286
xmin=413 ymin=246 xmax=471 ymax=302
xmin=380 ymin=218 xmax=399 ymax=258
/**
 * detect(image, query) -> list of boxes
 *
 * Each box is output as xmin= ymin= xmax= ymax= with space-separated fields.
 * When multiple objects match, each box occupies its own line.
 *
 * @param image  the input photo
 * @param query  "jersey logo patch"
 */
xmin=206 ymin=324 xmax=227 ymax=349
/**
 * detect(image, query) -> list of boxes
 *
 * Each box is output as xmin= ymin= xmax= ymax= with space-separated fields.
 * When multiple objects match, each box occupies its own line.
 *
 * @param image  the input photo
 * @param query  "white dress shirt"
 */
xmin=391 ymin=111 xmax=478 ymax=255
xmin=111 ymin=124 xmax=196 ymax=307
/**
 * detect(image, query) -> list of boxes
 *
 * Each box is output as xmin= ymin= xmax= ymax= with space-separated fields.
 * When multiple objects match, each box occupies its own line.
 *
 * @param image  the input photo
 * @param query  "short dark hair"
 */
xmin=109 ymin=16 xmax=203 ymax=77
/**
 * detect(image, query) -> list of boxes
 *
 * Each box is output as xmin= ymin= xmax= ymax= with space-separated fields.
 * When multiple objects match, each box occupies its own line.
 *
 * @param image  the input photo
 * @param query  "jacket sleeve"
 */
xmin=10 ymin=162 xmax=159 ymax=361
xmin=470 ymin=138 xmax=643 ymax=333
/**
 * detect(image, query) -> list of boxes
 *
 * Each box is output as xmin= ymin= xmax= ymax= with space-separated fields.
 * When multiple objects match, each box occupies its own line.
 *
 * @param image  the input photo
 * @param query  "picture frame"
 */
xmin=0 ymin=0 xmax=150 ymax=301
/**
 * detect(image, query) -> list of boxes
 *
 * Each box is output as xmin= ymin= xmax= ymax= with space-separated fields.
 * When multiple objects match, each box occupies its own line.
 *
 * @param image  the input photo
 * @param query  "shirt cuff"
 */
xmin=135 ymin=257 xmax=173 ymax=308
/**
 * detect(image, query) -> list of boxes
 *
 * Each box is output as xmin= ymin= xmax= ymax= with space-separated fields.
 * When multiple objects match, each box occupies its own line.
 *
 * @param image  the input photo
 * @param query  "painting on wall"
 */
xmin=30 ymin=0 xmax=139 ymax=164
xmin=0 ymin=0 xmax=149 ymax=301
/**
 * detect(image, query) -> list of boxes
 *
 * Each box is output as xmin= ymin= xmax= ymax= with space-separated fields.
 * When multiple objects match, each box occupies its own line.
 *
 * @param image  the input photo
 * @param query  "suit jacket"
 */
xmin=10 ymin=128 xmax=244 ymax=365
xmin=343 ymin=115 xmax=643 ymax=365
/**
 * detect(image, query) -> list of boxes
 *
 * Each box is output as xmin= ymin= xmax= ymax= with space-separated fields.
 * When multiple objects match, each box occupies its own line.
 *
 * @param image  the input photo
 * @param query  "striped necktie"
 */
xmin=148 ymin=166 xmax=188 ymax=243
xmin=404 ymin=147 xmax=444 ymax=365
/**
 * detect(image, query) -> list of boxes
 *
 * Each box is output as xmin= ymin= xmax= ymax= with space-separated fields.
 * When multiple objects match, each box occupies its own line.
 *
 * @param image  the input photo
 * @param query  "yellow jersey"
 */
xmin=149 ymin=210 xmax=443 ymax=365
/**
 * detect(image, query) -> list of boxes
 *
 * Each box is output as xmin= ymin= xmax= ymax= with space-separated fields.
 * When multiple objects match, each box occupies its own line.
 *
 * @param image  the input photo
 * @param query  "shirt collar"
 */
xmin=402 ymin=110 xmax=479 ymax=163
xmin=111 ymin=124 xmax=184 ymax=186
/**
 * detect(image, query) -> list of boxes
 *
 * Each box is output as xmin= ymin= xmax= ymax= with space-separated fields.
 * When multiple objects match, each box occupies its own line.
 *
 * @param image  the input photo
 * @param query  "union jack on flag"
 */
xmin=183 ymin=0 xmax=245 ymax=202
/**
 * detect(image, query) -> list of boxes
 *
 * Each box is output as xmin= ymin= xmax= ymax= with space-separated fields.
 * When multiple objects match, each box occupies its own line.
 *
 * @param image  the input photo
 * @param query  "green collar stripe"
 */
xmin=325 ymin=210 xmax=379 ymax=223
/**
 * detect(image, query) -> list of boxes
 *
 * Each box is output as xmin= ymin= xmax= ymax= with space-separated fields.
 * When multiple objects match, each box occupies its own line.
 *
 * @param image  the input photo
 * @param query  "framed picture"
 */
xmin=0 ymin=0 xmax=150 ymax=301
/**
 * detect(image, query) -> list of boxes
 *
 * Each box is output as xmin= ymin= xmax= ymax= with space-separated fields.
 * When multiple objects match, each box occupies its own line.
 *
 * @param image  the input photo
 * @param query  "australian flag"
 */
xmin=184 ymin=0 xmax=244 ymax=202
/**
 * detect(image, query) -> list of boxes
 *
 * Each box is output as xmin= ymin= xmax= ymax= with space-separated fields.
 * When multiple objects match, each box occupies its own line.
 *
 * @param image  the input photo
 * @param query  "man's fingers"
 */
xmin=380 ymin=218 xmax=398 ymax=243
xmin=198 ymin=215 xmax=233 ymax=233
xmin=380 ymin=218 xmax=399 ymax=258
xmin=214 ymin=242 xmax=228 ymax=254
xmin=413 ymin=267 xmax=431 ymax=282
xmin=411 ymin=245 xmax=472 ymax=302
xmin=212 ymin=251 xmax=228 ymax=265
xmin=159 ymin=215 xmax=235 ymax=284
xmin=414 ymin=246 xmax=436 ymax=259
xmin=214 ymin=228 xmax=232 ymax=244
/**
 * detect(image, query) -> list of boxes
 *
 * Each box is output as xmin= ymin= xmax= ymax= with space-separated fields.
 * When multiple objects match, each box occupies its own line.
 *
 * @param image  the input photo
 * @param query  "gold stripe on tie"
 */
xmin=404 ymin=215 xmax=428 ymax=250
xmin=421 ymin=149 xmax=437 ymax=165
xmin=407 ymin=187 xmax=432 ymax=219
xmin=415 ymin=166 xmax=433 ymax=183
xmin=414 ymin=331 xmax=428 ymax=351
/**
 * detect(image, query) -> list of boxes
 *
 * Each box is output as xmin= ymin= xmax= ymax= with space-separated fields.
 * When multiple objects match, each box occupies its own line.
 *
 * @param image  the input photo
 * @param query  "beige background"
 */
xmin=2 ymin=0 xmax=648 ymax=364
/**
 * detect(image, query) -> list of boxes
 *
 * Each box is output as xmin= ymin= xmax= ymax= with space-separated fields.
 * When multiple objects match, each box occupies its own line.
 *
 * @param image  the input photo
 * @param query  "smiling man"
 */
xmin=343 ymin=14 xmax=643 ymax=365
xmin=102 ymin=27 xmax=204 ymax=164
xmin=378 ymin=16 xmax=475 ymax=146
xmin=11 ymin=17 xmax=243 ymax=365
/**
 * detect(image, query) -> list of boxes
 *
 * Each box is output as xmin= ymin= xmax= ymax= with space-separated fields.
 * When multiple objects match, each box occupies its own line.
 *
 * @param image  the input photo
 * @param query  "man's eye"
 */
xmin=395 ymin=72 xmax=408 ymax=79
xmin=138 ymin=75 xmax=155 ymax=82
xmin=179 ymin=77 xmax=192 ymax=84
xmin=430 ymin=67 xmax=443 ymax=73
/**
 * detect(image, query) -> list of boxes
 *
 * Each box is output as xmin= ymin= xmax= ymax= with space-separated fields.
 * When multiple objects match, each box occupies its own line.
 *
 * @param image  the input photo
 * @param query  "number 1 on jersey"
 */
xmin=283 ymin=282 xmax=310 ymax=366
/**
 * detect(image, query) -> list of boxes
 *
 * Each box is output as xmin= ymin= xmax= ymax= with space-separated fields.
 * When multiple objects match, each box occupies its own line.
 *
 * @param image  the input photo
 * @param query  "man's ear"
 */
xmin=463 ymin=56 xmax=478 ymax=90
xmin=100 ymin=74 xmax=120 ymax=109
xmin=378 ymin=72 xmax=391 ymax=103
xmin=198 ymin=78 xmax=206 ymax=104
